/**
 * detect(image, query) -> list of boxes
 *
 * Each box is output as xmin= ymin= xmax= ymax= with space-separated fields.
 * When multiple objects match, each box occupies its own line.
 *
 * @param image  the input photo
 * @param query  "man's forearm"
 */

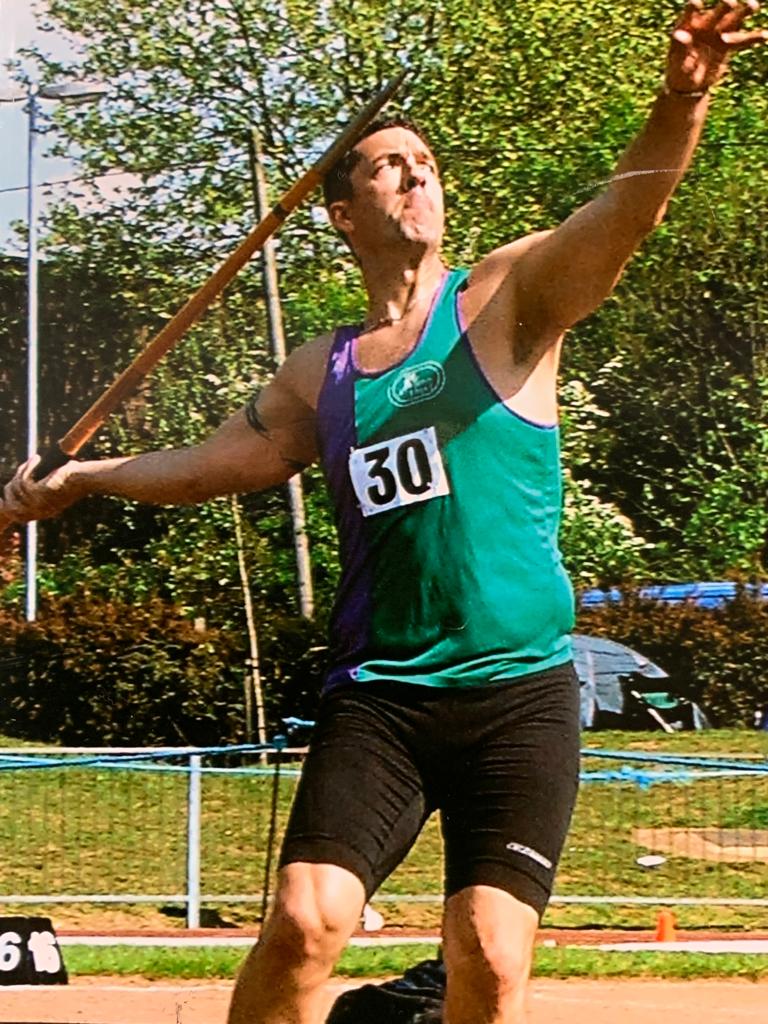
xmin=608 ymin=86 xmax=710 ymax=227
xmin=1 ymin=403 xmax=306 ymax=529
xmin=70 ymin=446 xmax=223 ymax=507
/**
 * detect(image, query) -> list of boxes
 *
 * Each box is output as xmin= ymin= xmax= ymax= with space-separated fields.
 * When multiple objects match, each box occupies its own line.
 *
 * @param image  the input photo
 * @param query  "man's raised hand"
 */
xmin=666 ymin=0 xmax=767 ymax=94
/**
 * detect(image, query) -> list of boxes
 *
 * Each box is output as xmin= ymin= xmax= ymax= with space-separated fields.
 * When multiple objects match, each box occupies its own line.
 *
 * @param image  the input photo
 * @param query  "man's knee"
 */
xmin=443 ymin=886 xmax=538 ymax=1009
xmin=446 ymin=928 xmax=531 ymax=998
xmin=263 ymin=863 xmax=365 ymax=969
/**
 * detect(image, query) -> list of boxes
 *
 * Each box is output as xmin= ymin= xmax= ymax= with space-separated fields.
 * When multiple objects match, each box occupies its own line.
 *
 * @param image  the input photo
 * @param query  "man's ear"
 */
xmin=328 ymin=199 xmax=353 ymax=235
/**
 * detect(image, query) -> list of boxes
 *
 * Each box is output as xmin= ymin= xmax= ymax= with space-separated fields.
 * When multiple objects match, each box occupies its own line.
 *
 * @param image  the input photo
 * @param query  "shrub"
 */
xmin=0 ymin=595 xmax=246 ymax=745
xmin=2 ymin=587 xmax=765 ymax=742
xmin=0 ymin=594 xmax=331 ymax=746
xmin=577 ymin=585 xmax=768 ymax=726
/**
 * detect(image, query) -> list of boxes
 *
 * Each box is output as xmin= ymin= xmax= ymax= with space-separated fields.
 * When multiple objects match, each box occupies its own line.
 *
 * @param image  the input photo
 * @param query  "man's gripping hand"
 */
xmin=666 ymin=1 xmax=767 ymax=94
xmin=0 ymin=456 xmax=84 ymax=532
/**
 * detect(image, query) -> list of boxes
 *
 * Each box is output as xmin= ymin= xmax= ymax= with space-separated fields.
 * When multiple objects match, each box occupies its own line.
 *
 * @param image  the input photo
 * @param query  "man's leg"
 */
xmin=434 ymin=664 xmax=581 ymax=1024
xmin=441 ymin=885 xmax=538 ymax=1024
xmin=228 ymin=683 xmax=430 ymax=1023
xmin=227 ymin=861 xmax=365 ymax=1024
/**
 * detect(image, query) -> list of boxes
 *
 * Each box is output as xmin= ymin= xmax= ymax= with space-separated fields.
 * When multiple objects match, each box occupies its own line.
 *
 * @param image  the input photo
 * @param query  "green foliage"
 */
xmin=11 ymin=0 xmax=761 ymax=589
xmin=560 ymin=375 xmax=651 ymax=584
xmin=0 ymin=596 xmax=246 ymax=744
xmin=0 ymin=592 xmax=330 ymax=743
xmin=578 ymin=587 xmax=768 ymax=726
xmin=1 ymin=0 xmax=765 ymax=720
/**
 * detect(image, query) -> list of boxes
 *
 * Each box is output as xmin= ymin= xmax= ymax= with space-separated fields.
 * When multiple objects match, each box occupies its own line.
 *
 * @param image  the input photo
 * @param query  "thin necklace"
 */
xmin=363 ymin=309 xmax=412 ymax=332
xmin=362 ymin=280 xmax=420 ymax=333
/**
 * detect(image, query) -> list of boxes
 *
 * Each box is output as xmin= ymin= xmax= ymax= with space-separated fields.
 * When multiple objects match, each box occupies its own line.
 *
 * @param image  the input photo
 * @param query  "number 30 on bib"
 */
xmin=348 ymin=426 xmax=450 ymax=517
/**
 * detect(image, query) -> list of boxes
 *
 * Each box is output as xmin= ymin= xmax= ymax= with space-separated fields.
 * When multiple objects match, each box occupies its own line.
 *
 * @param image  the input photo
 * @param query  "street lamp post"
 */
xmin=0 ymin=80 xmax=107 ymax=621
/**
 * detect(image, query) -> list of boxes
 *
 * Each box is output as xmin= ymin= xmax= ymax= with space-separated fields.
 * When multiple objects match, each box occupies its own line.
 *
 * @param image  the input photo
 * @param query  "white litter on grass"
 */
xmin=636 ymin=854 xmax=667 ymax=868
xmin=362 ymin=904 xmax=386 ymax=932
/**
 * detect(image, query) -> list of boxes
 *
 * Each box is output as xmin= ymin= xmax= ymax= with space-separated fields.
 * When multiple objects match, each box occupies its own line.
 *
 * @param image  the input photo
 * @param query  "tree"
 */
xmin=3 ymin=0 xmax=763 ymax=611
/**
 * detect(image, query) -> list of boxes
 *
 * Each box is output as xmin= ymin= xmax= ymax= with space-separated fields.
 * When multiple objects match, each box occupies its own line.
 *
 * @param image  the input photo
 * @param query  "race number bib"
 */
xmin=348 ymin=426 xmax=450 ymax=517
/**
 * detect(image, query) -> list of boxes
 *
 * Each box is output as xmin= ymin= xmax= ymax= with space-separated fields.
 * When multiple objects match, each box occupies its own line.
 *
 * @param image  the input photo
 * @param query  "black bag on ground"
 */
xmin=326 ymin=956 xmax=445 ymax=1024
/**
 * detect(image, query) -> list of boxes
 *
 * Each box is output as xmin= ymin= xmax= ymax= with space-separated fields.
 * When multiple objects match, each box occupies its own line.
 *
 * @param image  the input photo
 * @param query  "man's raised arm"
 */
xmin=0 ymin=344 xmax=322 ymax=532
xmin=512 ymin=0 xmax=766 ymax=338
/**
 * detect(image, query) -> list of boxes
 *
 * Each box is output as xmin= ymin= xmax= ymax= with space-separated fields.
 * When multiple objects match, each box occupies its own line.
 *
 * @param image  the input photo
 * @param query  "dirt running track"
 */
xmin=1 ymin=977 xmax=766 ymax=1023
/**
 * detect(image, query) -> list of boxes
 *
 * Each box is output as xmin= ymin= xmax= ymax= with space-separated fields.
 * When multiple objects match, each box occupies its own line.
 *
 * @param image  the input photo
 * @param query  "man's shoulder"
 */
xmin=468 ymin=231 xmax=553 ymax=287
xmin=278 ymin=331 xmax=337 ymax=410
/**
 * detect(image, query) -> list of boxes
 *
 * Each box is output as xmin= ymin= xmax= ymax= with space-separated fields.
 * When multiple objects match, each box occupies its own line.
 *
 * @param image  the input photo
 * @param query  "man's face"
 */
xmin=330 ymin=127 xmax=445 ymax=255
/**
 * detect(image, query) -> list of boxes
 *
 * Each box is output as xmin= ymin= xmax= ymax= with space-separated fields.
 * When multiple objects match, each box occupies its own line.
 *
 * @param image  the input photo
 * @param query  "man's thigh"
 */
xmin=439 ymin=663 xmax=581 ymax=917
xmin=279 ymin=685 xmax=431 ymax=899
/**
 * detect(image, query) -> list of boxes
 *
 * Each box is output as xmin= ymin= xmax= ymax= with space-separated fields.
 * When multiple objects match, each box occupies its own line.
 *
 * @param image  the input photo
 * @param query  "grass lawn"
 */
xmin=1 ymin=730 xmax=766 ymax=932
xmin=60 ymin=943 xmax=768 ymax=982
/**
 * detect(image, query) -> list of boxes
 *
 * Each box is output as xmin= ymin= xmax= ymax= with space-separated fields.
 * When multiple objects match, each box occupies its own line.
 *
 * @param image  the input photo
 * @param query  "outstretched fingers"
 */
xmin=720 ymin=27 xmax=768 ymax=45
xmin=674 ymin=0 xmax=763 ymax=39
xmin=719 ymin=1 xmax=768 ymax=48
xmin=706 ymin=0 xmax=763 ymax=32
xmin=670 ymin=0 xmax=766 ymax=75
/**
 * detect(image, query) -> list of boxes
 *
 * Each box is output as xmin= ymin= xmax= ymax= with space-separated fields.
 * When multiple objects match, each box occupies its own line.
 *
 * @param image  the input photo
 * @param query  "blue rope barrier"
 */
xmin=580 ymin=765 xmax=764 ymax=788
xmin=581 ymin=748 xmax=768 ymax=773
xmin=0 ymin=743 xmax=272 ymax=771
xmin=0 ymin=745 xmax=765 ymax=783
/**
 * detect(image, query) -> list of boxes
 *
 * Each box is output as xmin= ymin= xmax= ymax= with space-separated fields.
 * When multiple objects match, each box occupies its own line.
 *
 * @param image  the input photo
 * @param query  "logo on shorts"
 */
xmin=505 ymin=841 xmax=553 ymax=870
xmin=388 ymin=361 xmax=446 ymax=407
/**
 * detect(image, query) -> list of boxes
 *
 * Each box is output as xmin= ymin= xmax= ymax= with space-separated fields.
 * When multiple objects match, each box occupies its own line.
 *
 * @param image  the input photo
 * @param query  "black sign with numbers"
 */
xmin=0 ymin=917 xmax=68 ymax=985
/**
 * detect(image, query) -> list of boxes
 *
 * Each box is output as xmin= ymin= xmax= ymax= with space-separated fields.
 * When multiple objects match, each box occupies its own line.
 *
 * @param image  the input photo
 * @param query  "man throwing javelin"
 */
xmin=2 ymin=4 xmax=765 ymax=1022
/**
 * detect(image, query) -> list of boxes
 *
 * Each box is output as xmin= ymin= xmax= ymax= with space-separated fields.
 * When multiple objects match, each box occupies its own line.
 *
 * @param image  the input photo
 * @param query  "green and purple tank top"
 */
xmin=316 ymin=268 xmax=574 ymax=690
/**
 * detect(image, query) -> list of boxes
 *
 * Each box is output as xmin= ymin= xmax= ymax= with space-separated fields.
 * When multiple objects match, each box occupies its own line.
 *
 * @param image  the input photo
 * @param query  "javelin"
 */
xmin=32 ymin=70 xmax=408 ymax=481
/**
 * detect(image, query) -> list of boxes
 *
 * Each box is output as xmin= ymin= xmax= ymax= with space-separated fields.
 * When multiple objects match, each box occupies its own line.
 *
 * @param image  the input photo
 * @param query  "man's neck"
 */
xmin=359 ymin=251 xmax=448 ymax=329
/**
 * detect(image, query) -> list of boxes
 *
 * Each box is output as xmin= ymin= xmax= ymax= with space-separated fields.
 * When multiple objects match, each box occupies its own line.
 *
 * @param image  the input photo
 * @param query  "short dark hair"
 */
xmin=322 ymin=116 xmax=434 ymax=208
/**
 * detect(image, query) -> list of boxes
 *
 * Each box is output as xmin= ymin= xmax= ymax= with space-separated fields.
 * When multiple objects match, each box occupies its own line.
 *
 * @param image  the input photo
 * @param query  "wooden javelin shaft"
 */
xmin=34 ymin=70 xmax=407 ymax=480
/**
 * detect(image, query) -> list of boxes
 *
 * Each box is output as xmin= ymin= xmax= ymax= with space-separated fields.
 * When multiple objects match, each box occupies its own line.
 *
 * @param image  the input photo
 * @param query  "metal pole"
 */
xmin=25 ymin=86 xmax=39 ymax=622
xmin=248 ymin=128 xmax=315 ymax=619
xmin=186 ymin=754 xmax=202 ymax=929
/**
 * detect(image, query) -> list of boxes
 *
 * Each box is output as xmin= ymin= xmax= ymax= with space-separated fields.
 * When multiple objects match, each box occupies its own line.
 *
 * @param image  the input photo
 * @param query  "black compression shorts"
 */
xmin=278 ymin=661 xmax=581 ymax=917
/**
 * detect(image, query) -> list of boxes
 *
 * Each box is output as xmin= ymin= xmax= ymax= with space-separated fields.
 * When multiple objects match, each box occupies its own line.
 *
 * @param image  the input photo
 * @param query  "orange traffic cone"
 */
xmin=654 ymin=909 xmax=677 ymax=942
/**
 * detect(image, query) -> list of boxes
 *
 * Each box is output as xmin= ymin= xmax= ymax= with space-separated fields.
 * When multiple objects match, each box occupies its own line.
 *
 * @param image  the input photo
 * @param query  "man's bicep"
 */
xmin=515 ymin=193 xmax=654 ymax=334
xmin=199 ymin=377 xmax=318 ymax=494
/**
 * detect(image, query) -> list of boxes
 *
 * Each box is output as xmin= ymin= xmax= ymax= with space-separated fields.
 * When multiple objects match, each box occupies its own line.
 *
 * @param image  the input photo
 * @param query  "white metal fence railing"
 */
xmin=1 ymin=745 xmax=767 ymax=927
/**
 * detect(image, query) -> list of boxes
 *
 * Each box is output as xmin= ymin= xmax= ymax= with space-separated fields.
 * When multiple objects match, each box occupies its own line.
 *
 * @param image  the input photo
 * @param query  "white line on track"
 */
xmin=582 ymin=940 xmax=768 ymax=953
xmin=57 ymin=935 xmax=438 ymax=947
xmin=54 ymin=935 xmax=768 ymax=953
xmin=0 ymin=978 xmax=234 ymax=987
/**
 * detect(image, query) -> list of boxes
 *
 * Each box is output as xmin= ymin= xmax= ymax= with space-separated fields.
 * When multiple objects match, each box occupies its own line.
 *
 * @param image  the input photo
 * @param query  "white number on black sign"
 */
xmin=348 ymin=426 xmax=450 ymax=517
xmin=29 ymin=931 xmax=63 ymax=973
xmin=0 ymin=932 xmax=22 ymax=972
xmin=0 ymin=929 xmax=62 ymax=973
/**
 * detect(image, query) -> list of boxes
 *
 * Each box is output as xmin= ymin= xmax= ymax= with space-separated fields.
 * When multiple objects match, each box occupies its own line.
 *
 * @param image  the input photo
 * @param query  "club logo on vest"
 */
xmin=388 ymin=361 xmax=446 ymax=407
